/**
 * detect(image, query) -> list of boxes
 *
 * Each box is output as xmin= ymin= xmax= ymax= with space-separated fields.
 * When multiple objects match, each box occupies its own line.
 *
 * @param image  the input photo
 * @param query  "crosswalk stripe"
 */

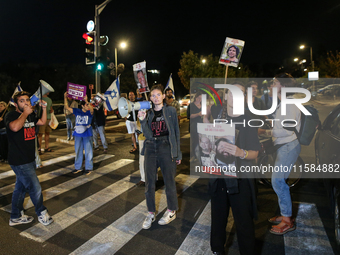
xmin=284 ymin=202 xmax=334 ymax=254
xmin=1 ymin=159 xmax=134 ymax=213
xmin=70 ymin=174 xmax=200 ymax=255
xmin=181 ymin=134 xmax=190 ymax=139
xmin=175 ymin=201 xmax=211 ymax=255
xmin=0 ymin=150 xmax=78 ymax=180
xmin=20 ymin=170 xmax=140 ymax=243
xmin=0 ymin=154 xmax=114 ymax=198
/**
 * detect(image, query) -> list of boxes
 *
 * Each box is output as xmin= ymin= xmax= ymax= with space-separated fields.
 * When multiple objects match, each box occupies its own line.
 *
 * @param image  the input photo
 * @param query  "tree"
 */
xmin=178 ymin=50 xmax=253 ymax=90
xmin=318 ymin=51 xmax=340 ymax=78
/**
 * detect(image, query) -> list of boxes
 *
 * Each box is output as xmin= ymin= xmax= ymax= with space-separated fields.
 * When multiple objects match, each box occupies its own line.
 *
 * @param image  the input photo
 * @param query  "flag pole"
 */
xmin=223 ymin=65 xmax=229 ymax=102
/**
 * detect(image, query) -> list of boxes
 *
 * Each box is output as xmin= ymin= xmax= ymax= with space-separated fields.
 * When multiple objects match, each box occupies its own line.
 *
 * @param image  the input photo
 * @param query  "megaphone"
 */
xmin=30 ymin=80 xmax=55 ymax=106
xmin=117 ymin=97 xmax=151 ymax=118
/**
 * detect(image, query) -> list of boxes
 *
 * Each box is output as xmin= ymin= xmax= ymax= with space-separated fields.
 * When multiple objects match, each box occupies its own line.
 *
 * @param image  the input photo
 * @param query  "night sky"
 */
xmin=2 ymin=0 xmax=340 ymax=81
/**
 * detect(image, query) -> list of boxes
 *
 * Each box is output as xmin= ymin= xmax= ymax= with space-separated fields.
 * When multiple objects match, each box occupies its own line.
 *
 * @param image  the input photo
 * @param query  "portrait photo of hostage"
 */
xmin=219 ymin=37 xmax=245 ymax=68
xmin=133 ymin=61 xmax=150 ymax=93
xmin=196 ymin=123 xmax=237 ymax=177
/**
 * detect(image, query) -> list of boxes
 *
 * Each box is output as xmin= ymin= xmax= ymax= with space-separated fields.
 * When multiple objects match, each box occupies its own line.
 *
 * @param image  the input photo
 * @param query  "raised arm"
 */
xmin=64 ymin=92 xmax=73 ymax=114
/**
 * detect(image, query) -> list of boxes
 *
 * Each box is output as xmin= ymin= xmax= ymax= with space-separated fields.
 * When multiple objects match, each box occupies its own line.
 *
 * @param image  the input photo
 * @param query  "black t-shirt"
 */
xmin=5 ymin=111 xmax=38 ymax=166
xmin=151 ymin=110 xmax=169 ymax=137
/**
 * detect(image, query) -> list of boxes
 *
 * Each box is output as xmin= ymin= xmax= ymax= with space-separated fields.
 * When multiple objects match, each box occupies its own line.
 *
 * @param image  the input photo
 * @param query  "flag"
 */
xmin=9 ymin=83 xmax=23 ymax=106
xmin=103 ymin=75 xmax=120 ymax=111
xmin=164 ymin=73 xmax=175 ymax=99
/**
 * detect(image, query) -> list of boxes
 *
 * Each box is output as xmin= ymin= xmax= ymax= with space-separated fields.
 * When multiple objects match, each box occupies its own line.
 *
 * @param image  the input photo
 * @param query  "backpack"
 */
xmin=284 ymin=105 xmax=321 ymax=146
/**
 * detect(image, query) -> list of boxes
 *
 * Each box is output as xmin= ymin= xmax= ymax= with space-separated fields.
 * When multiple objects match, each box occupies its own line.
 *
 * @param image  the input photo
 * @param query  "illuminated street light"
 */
xmin=299 ymin=44 xmax=315 ymax=94
xmin=301 ymin=59 xmax=306 ymax=63
xmin=294 ymin=58 xmax=299 ymax=62
xmin=202 ymin=59 xmax=206 ymax=64
xmin=115 ymin=42 xmax=127 ymax=78
xmin=304 ymin=69 xmax=307 ymax=71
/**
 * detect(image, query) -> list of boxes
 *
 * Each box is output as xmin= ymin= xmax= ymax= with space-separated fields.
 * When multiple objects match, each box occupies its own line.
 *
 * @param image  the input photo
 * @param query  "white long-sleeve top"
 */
xmin=272 ymin=100 xmax=301 ymax=145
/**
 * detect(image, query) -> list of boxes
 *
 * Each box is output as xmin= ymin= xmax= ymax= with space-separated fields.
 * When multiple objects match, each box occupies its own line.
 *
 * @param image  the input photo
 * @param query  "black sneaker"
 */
xmin=83 ymin=170 xmax=92 ymax=175
xmin=72 ymin=169 xmax=82 ymax=174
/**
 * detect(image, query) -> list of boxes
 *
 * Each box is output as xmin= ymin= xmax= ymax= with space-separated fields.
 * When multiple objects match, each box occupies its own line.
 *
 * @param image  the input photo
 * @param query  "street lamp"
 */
xmin=202 ymin=59 xmax=206 ymax=64
xmin=115 ymin=42 xmax=127 ymax=78
xmin=299 ymin=44 xmax=315 ymax=94
xmin=294 ymin=58 xmax=299 ymax=62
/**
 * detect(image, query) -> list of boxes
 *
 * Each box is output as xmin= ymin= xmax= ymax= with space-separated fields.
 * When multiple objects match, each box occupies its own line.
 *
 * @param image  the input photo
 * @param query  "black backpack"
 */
xmin=284 ymin=105 xmax=321 ymax=146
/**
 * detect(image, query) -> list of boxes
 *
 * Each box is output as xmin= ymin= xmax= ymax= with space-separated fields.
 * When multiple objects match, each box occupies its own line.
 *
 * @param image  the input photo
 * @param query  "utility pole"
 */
xmin=94 ymin=0 xmax=112 ymax=93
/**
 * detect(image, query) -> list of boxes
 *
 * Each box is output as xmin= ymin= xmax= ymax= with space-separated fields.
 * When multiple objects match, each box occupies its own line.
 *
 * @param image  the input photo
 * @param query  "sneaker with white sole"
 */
xmin=142 ymin=213 xmax=155 ymax=229
xmin=9 ymin=211 xmax=34 ymax=226
xmin=38 ymin=209 xmax=53 ymax=226
xmin=158 ymin=210 xmax=176 ymax=225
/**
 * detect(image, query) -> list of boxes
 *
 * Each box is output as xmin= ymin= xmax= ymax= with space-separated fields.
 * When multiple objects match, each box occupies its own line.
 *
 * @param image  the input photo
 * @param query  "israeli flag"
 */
xmin=104 ymin=75 xmax=120 ymax=111
xmin=164 ymin=73 xmax=175 ymax=99
xmin=9 ymin=83 xmax=23 ymax=106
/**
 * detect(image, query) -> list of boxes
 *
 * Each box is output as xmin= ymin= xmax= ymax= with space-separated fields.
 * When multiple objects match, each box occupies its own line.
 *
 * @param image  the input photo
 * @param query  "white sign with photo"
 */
xmin=197 ymin=123 xmax=237 ymax=177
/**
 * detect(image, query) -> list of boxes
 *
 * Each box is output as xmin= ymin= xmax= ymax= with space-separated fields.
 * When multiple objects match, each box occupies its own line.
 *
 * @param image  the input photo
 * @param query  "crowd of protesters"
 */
xmin=1 ymin=74 xmax=308 ymax=255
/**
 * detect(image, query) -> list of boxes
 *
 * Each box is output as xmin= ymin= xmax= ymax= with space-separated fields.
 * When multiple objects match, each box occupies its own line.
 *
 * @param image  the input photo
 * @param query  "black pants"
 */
xmin=210 ymin=179 xmax=255 ymax=255
xmin=0 ymin=134 xmax=8 ymax=160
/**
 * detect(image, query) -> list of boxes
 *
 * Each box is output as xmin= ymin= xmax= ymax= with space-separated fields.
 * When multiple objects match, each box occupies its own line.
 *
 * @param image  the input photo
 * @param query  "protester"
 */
xmin=261 ymin=80 xmax=274 ymax=110
xmin=92 ymin=104 xmax=108 ymax=153
xmin=64 ymin=96 xmax=78 ymax=141
xmin=268 ymin=73 xmax=301 ymax=235
xmin=0 ymin=101 xmax=8 ymax=163
xmin=138 ymin=84 xmax=182 ymax=229
xmin=136 ymin=132 xmax=146 ymax=186
xmin=126 ymin=91 xmax=139 ymax=153
xmin=165 ymin=87 xmax=181 ymax=125
xmin=64 ymin=92 xmax=94 ymax=175
xmin=5 ymin=91 xmax=53 ymax=226
xmin=187 ymin=90 xmax=203 ymax=160
xmin=38 ymin=92 xmax=54 ymax=153
xmin=246 ymin=81 xmax=268 ymax=128
xmin=203 ymin=82 xmax=261 ymax=255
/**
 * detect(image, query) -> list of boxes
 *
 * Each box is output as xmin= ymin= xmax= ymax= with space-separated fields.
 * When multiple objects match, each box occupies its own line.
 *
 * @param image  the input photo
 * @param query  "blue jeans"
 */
xmin=66 ymin=115 xmax=75 ymax=139
xmin=144 ymin=137 xmax=178 ymax=212
xmin=271 ymin=139 xmax=301 ymax=217
xmin=10 ymin=161 xmax=46 ymax=219
xmin=93 ymin=125 xmax=108 ymax=149
xmin=74 ymin=136 xmax=93 ymax=170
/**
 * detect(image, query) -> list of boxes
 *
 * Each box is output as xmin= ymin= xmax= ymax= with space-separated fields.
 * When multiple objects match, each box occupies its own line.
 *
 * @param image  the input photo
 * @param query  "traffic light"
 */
xmin=83 ymin=32 xmax=95 ymax=65
xmin=96 ymin=57 xmax=104 ymax=71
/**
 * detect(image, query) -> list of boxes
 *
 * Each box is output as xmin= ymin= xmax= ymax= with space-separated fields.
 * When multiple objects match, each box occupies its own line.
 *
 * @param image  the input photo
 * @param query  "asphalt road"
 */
xmin=0 ymin=104 xmax=339 ymax=255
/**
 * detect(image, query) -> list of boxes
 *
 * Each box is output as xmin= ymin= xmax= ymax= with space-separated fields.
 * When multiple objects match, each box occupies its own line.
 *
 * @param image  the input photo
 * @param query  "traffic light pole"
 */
xmin=94 ymin=0 xmax=112 ymax=94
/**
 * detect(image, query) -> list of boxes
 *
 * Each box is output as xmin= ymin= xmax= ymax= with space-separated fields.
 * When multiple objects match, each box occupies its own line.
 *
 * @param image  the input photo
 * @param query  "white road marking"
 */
xmin=70 ymin=174 xmax=200 ymax=255
xmin=1 ymin=159 xmax=133 ymax=213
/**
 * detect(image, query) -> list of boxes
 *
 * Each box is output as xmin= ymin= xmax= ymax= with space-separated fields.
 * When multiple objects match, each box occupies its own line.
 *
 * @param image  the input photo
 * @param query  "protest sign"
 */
xmin=133 ymin=61 xmax=149 ymax=93
xmin=219 ymin=37 xmax=245 ymax=68
xmin=67 ymin=82 xmax=87 ymax=100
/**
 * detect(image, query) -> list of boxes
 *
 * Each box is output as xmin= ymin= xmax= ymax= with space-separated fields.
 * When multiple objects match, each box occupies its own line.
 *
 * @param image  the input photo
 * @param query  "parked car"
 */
xmin=179 ymin=94 xmax=192 ymax=108
xmin=317 ymin=84 xmax=340 ymax=95
xmin=315 ymin=103 xmax=340 ymax=250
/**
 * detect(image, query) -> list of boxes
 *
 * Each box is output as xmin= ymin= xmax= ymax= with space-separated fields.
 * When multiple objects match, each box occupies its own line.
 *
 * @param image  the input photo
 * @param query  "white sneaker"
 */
xmin=158 ymin=210 xmax=176 ymax=225
xmin=38 ymin=209 xmax=54 ymax=226
xmin=142 ymin=213 xmax=155 ymax=229
xmin=9 ymin=211 xmax=34 ymax=226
